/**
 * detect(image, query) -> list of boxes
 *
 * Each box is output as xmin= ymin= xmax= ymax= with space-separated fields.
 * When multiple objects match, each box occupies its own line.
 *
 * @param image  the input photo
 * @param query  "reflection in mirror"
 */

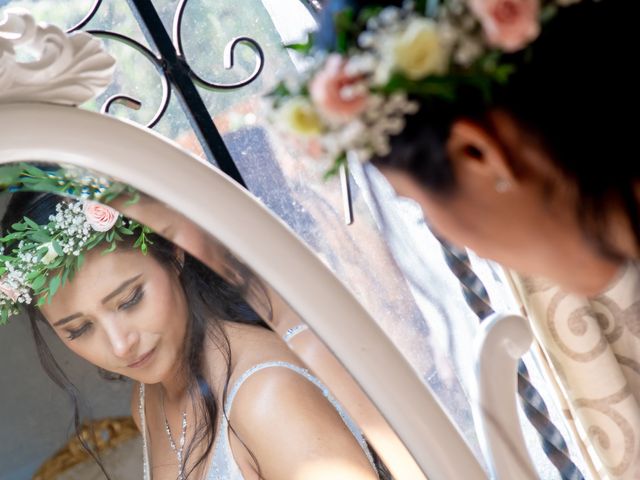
xmin=0 ymin=162 xmax=406 ymax=479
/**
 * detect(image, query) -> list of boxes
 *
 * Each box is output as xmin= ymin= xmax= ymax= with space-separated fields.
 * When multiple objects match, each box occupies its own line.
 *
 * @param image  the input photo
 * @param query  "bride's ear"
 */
xmin=446 ymin=118 xmax=515 ymax=186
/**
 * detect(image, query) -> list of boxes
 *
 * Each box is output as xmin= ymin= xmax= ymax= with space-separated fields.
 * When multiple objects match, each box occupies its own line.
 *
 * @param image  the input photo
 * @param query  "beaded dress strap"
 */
xmin=139 ymin=383 xmax=151 ymax=480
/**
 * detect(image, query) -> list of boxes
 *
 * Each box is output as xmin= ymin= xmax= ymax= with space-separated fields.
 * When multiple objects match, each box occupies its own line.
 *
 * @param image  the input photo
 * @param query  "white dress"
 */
xmin=138 ymin=361 xmax=376 ymax=479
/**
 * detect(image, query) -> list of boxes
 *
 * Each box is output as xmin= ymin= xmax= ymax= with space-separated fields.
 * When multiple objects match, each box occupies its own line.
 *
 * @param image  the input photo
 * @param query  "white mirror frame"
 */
xmin=0 ymin=102 xmax=487 ymax=479
xmin=473 ymin=313 xmax=538 ymax=479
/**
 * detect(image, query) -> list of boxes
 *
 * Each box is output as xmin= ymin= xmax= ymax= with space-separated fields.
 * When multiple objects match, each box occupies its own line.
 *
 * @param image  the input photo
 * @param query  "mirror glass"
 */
xmin=0 ymin=1 xmax=479 ymax=449
xmin=1 ymin=161 xmax=415 ymax=479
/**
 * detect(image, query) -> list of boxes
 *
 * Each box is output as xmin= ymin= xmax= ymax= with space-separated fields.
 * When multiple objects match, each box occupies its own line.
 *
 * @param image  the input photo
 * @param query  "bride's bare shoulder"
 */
xmin=226 ymin=322 xmax=301 ymax=368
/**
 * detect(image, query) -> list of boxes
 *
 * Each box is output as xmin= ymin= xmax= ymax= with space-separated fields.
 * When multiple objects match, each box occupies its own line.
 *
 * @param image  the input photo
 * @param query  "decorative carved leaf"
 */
xmin=0 ymin=9 xmax=115 ymax=106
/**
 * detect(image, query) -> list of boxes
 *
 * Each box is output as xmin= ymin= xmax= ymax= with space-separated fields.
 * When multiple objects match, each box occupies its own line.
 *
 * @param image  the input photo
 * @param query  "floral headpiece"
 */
xmin=0 ymin=164 xmax=151 ymax=324
xmin=267 ymin=0 xmax=585 ymax=177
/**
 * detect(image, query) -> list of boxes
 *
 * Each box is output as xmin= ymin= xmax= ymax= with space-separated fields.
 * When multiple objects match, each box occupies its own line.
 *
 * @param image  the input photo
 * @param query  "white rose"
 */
xmin=277 ymin=97 xmax=323 ymax=136
xmin=40 ymin=242 xmax=58 ymax=265
xmin=391 ymin=17 xmax=447 ymax=80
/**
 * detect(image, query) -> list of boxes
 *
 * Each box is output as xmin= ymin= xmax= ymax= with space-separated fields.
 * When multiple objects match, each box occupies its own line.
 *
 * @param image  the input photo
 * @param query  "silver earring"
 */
xmin=495 ymin=178 xmax=512 ymax=193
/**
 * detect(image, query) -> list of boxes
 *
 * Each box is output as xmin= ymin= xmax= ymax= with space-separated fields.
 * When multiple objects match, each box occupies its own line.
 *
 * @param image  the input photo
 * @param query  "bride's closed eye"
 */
xmin=67 ymin=322 xmax=92 ymax=340
xmin=118 ymin=286 xmax=144 ymax=311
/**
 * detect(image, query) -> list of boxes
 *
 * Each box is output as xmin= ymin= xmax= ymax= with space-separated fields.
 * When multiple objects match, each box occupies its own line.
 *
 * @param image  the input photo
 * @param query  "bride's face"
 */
xmin=39 ymin=247 xmax=188 ymax=384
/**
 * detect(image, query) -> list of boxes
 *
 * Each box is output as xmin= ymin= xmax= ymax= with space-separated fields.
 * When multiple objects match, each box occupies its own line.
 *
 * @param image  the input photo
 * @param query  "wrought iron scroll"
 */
xmin=64 ymin=0 xmax=279 ymax=188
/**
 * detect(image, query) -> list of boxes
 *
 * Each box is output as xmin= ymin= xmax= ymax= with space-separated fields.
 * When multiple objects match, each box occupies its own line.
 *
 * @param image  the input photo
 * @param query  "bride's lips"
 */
xmin=127 ymin=346 xmax=156 ymax=368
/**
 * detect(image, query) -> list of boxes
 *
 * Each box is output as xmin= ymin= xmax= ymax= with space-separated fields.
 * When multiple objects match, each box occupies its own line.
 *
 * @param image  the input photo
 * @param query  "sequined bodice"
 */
xmin=139 ymin=361 xmax=374 ymax=479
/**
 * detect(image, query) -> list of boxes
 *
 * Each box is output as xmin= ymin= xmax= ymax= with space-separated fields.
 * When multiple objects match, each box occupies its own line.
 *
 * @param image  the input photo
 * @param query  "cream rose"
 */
xmin=391 ymin=17 xmax=447 ymax=80
xmin=278 ymin=97 xmax=324 ymax=136
xmin=83 ymin=201 xmax=118 ymax=232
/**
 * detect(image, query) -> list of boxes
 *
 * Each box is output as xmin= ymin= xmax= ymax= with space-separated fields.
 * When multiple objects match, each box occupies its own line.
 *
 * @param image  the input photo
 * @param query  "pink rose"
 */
xmin=83 ymin=201 xmax=119 ymax=232
xmin=0 ymin=276 xmax=19 ymax=302
xmin=309 ymin=54 xmax=368 ymax=123
xmin=469 ymin=0 xmax=541 ymax=52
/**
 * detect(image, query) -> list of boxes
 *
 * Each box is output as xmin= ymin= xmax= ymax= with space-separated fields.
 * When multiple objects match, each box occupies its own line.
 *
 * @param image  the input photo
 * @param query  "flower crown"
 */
xmin=0 ymin=164 xmax=152 ymax=324
xmin=267 ymin=0 xmax=584 ymax=177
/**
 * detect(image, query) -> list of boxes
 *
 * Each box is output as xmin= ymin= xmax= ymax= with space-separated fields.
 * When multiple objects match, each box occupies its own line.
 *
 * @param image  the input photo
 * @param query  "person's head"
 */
xmin=1 ymin=188 xmax=265 ymax=477
xmin=38 ymin=240 xmax=189 ymax=386
xmin=302 ymin=0 xmax=637 ymax=296
xmin=369 ymin=0 xmax=638 ymax=295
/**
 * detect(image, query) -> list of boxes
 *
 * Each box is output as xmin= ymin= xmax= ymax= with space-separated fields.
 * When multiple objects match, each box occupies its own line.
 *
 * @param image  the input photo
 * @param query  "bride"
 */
xmin=0 ymin=165 xmax=380 ymax=480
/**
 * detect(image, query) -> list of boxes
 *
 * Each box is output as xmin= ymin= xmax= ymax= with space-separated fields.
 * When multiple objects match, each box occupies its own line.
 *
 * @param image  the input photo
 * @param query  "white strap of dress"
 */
xmin=224 ymin=361 xmax=376 ymax=470
xmin=139 ymin=383 xmax=151 ymax=480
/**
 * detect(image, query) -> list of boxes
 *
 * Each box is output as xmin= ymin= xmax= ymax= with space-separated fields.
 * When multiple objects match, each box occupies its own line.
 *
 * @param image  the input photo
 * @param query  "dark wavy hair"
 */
xmin=1 ymin=190 xmax=268 ymax=479
xmin=324 ymin=0 xmax=639 ymax=260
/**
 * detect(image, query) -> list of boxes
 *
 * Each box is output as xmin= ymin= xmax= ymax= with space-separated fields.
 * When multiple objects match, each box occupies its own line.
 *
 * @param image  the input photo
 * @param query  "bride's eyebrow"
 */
xmin=54 ymin=313 xmax=83 ymax=327
xmin=53 ymin=274 xmax=143 ymax=327
xmin=101 ymin=274 xmax=142 ymax=305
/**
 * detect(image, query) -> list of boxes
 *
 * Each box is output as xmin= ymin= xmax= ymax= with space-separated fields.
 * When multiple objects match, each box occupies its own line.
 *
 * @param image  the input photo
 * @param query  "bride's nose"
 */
xmin=104 ymin=319 xmax=140 ymax=359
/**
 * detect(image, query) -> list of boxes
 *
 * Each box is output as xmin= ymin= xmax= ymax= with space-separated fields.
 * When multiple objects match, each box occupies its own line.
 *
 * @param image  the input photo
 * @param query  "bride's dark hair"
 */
xmin=362 ymin=0 xmax=639 ymax=259
xmin=1 ymin=189 xmax=269 ymax=479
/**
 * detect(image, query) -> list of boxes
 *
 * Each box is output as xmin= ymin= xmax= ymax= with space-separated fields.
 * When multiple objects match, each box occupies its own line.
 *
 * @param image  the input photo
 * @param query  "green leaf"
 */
xmin=141 ymin=243 xmax=148 ymax=255
xmin=540 ymin=4 xmax=558 ymax=24
xmin=11 ymin=222 xmax=27 ymax=231
xmin=119 ymin=227 xmax=134 ymax=235
xmin=36 ymin=247 xmax=48 ymax=260
xmin=23 ymin=165 xmax=48 ymax=178
xmin=76 ymin=254 xmax=85 ymax=270
xmin=1 ymin=232 xmax=21 ymax=243
xmin=37 ymin=295 xmax=47 ymax=307
xmin=266 ymin=82 xmax=291 ymax=99
xmin=27 ymin=269 xmax=42 ymax=281
xmin=102 ymin=242 xmax=117 ymax=255
xmin=62 ymin=268 xmax=69 ymax=286
xmin=31 ymin=275 xmax=46 ymax=291
xmin=124 ymin=191 xmax=141 ymax=206
xmin=415 ymin=0 xmax=428 ymax=14
xmin=106 ymin=230 xmax=114 ymax=243
xmin=23 ymin=217 xmax=40 ymax=231
xmin=52 ymin=241 xmax=64 ymax=256
xmin=323 ymin=153 xmax=347 ymax=181
xmin=48 ymin=258 xmax=63 ymax=269
xmin=31 ymin=231 xmax=52 ymax=243
xmin=284 ymin=33 xmax=314 ymax=54
xmin=334 ymin=8 xmax=354 ymax=54
xmin=49 ymin=274 xmax=61 ymax=297
xmin=357 ymin=6 xmax=383 ymax=24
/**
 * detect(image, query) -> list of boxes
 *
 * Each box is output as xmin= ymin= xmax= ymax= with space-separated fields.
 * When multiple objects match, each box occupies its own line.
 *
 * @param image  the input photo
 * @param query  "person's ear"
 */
xmin=447 ymin=118 xmax=515 ymax=192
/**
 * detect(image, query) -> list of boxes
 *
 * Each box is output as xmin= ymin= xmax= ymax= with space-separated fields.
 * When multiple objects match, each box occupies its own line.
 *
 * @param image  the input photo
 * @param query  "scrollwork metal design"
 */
xmin=86 ymin=30 xmax=171 ymax=128
xmin=65 ymin=0 xmax=103 ymax=33
xmin=172 ymin=0 xmax=265 ymax=91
